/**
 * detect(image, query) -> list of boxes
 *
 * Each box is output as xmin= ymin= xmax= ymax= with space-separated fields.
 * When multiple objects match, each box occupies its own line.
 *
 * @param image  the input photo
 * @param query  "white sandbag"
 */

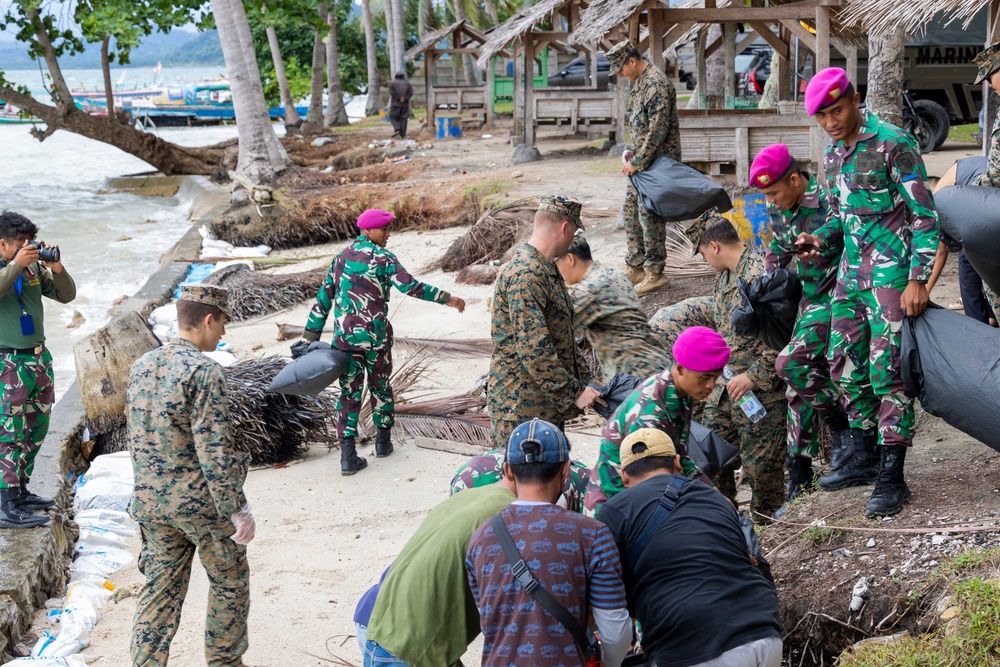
xmin=7 ymin=657 xmax=89 ymax=666
xmin=203 ymin=350 xmax=239 ymax=367
xmin=32 ymin=576 xmax=113 ymax=658
xmin=146 ymin=303 xmax=177 ymax=328
xmin=73 ymin=453 xmax=135 ymax=513
xmin=213 ymin=259 xmax=255 ymax=273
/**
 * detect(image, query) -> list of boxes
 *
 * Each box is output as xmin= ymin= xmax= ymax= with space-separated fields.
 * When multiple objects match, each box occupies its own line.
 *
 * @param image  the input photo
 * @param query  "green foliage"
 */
xmin=947 ymin=123 xmax=980 ymax=144
xmin=73 ymin=0 xmax=205 ymax=65
xmin=801 ymin=525 xmax=843 ymax=545
xmin=944 ymin=548 xmax=1000 ymax=576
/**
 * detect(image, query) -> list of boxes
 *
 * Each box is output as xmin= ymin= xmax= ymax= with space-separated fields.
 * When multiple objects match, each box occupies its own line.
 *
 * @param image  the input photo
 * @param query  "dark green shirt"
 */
xmin=0 ymin=257 xmax=76 ymax=348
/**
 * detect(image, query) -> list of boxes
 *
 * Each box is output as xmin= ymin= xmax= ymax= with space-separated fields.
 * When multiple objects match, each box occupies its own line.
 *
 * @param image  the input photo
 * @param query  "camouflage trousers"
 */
xmin=337 ymin=345 xmax=393 ymax=439
xmin=986 ymin=284 xmax=1000 ymax=321
xmin=774 ymin=299 xmax=843 ymax=457
xmin=132 ymin=519 xmax=249 ymax=667
xmin=450 ymin=449 xmax=591 ymax=512
xmin=828 ymin=287 xmax=911 ymax=447
xmin=703 ymin=392 xmax=787 ymax=521
xmin=648 ymin=297 xmax=716 ymax=356
xmin=0 ymin=348 xmax=54 ymax=489
xmin=624 ymin=182 xmax=667 ymax=273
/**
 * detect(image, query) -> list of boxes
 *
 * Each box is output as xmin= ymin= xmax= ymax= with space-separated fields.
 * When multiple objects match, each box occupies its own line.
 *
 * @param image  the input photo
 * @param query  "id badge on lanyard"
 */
xmin=15 ymin=275 xmax=34 ymax=336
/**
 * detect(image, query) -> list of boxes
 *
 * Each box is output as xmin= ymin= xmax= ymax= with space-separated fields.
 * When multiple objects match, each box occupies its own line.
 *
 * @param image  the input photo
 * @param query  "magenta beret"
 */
xmin=805 ymin=67 xmax=851 ymax=116
xmin=357 ymin=209 xmax=394 ymax=230
xmin=749 ymin=144 xmax=793 ymax=189
xmin=673 ymin=326 xmax=731 ymax=373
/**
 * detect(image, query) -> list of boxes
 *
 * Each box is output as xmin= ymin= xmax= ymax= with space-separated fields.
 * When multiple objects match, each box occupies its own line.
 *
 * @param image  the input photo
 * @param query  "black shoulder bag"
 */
xmin=625 ymin=473 xmax=687 ymax=576
xmin=490 ymin=513 xmax=599 ymax=660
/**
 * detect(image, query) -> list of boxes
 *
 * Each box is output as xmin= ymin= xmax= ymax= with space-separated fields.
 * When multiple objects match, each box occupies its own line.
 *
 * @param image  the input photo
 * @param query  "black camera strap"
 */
xmin=490 ymin=512 xmax=598 ymax=660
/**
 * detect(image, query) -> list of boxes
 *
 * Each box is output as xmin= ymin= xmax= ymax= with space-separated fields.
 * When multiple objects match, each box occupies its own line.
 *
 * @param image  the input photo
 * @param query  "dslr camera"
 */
xmin=25 ymin=240 xmax=60 ymax=263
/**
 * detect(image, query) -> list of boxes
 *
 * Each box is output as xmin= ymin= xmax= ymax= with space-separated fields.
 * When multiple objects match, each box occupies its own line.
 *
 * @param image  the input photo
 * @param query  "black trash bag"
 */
xmin=934 ymin=185 xmax=1000 ymax=296
xmin=731 ymin=269 xmax=802 ymax=351
xmin=955 ymin=156 xmax=987 ymax=186
xmin=739 ymin=513 xmax=774 ymax=584
xmin=628 ymin=157 xmax=733 ymax=222
xmin=590 ymin=372 xmax=644 ymax=420
xmin=269 ymin=341 xmax=350 ymax=395
xmin=687 ymin=420 xmax=741 ymax=481
xmin=901 ymin=304 xmax=1000 ymax=453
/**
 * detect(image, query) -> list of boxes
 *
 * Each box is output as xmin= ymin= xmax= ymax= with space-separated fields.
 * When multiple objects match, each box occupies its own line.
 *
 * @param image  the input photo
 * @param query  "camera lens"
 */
xmin=38 ymin=246 xmax=59 ymax=263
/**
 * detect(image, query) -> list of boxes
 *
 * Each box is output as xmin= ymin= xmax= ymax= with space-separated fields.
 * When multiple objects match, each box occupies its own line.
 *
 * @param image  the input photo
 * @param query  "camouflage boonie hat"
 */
xmin=974 ymin=42 xmax=1000 ymax=84
xmin=539 ymin=195 xmax=586 ymax=230
xmin=178 ymin=284 xmax=232 ymax=318
xmin=683 ymin=208 xmax=730 ymax=248
xmin=607 ymin=40 xmax=638 ymax=76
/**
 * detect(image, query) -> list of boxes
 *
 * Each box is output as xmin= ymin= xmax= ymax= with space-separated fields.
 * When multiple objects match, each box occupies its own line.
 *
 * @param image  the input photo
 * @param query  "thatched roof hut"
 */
xmin=838 ymin=0 xmax=986 ymax=36
xmin=476 ymin=0 xmax=581 ymax=69
xmin=404 ymin=20 xmax=492 ymax=64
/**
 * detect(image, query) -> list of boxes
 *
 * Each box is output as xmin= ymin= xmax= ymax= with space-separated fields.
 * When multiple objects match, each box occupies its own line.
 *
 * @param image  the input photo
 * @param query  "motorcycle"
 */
xmin=901 ymin=83 xmax=950 ymax=154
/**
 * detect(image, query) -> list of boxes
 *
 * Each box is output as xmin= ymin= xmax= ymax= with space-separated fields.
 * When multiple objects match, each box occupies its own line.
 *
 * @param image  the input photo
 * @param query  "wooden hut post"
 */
xmin=815 ymin=6 xmax=831 ymax=71
xmin=426 ymin=50 xmax=436 ymax=132
xmin=724 ymin=21 xmax=737 ymax=109
xmin=513 ymin=40 xmax=524 ymax=143
xmin=648 ymin=9 xmax=665 ymax=71
xmin=846 ymin=44 xmax=859 ymax=84
xmin=696 ymin=29 xmax=708 ymax=109
xmin=590 ymin=43 xmax=600 ymax=90
xmin=484 ymin=55 xmax=495 ymax=126
xmin=525 ymin=39 xmax=536 ymax=149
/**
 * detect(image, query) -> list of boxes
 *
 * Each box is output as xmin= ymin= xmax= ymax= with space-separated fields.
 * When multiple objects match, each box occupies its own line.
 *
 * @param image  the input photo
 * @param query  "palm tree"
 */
xmin=301 ymin=28 xmax=326 ymax=133
xmin=389 ymin=0 xmax=405 ymax=74
xmin=383 ymin=0 xmax=400 ymax=77
xmin=450 ymin=0 xmax=477 ymax=85
xmin=867 ymin=27 xmax=904 ymax=127
xmin=361 ymin=0 xmax=382 ymax=116
xmin=210 ymin=0 xmax=288 ymax=185
xmin=323 ymin=3 xmax=350 ymax=125
xmin=266 ymin=26 xmax=301 ymax=125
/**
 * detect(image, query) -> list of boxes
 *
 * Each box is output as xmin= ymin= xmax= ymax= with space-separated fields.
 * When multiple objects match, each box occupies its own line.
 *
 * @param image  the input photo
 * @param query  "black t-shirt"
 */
xmin=599 ymin=474 xmax=783 ymax=667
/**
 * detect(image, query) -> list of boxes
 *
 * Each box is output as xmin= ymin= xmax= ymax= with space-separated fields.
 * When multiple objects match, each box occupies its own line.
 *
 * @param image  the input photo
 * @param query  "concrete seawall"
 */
xmin=0 ymin=175 xmax=230 ymax=660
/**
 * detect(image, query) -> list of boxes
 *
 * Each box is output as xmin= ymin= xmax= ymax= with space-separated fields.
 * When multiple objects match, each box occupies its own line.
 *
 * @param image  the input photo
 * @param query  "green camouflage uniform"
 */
xmin=303 ymin=236 xmax=451 ymax=439
xmin=489 ymin=243 xmax=589 ymax=449
xmin=767 ymin=174 xmax=849 ymax=457
xmin=0 ymin=256 xmax=75 ymax=490
xmin=127 ymin=337 xmax=250 ymax=667
xmin=816 ymin=110 xmax=939 ymax=450
xmin=568 ymin=263 xmax=670 ymax=379
xmin=450 ymin=450 xmax=591 ymax=513
xmin=623 ymin=63 xmax=681 ymax=274
xmin=648 ymin=229 xmax=786 ymax=519
xmin=582 ymin=368 xmax=705 ymax=517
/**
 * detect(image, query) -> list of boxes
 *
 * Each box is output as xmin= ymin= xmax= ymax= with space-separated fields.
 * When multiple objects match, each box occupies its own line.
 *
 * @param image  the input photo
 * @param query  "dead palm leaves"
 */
xmin=427 ymin=198 xmax=537 ymax=272
xmin=203 ymin=264 xmax=325 ymax=322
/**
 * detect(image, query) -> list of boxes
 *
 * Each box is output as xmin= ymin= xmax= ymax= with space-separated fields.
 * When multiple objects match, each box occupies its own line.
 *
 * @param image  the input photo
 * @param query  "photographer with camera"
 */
xmin=0 ymin=211 xmax=75 ymax=529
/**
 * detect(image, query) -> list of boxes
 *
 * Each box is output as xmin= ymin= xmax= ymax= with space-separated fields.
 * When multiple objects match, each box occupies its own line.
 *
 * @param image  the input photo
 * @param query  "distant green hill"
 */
xmin=0 ymin=30 xmax=225 ymax=69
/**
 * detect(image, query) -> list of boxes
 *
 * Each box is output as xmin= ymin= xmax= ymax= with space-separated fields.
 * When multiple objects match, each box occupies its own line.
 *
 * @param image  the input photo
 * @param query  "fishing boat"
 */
xmin=133 ymin=82 xmax=235 ymax=127
xmin=0 ymin=101 xmax=40 ymax=124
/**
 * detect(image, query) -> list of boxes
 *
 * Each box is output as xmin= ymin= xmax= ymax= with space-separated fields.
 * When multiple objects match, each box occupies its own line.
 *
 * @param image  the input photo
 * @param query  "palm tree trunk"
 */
xmin=450 ymin=0 xmax=477 ymax=85
xmin=322 ymin=4 xmax=350 ymax=126
xmin=418 ymin=0 xmax=434 ymax=35
xmin=867 ymin=27 xmax=905 ymax=127
xmin=100 ymin=36 xmax=115 ymax=117
xmin=390 ymin=0 xmax=406 ymax=76
xmin=266 ymin=26 xmax=300 ymax=125
xmin=384 ymin=0 xmax=400 ymax=77
xmin=362 ymin=0 xmax=381 ymax=116
xmin=302 ymin=29 xmax=326 ymax=132
xmin=209 ymin=0 xmax=289 ymax=185
xmin=483 ymin=0 xmax=499 ymax=25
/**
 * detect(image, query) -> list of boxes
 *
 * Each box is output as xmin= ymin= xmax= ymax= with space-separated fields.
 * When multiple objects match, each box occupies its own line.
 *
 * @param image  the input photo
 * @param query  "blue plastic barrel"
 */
xmin=436 ymin=116 xmax=462 ymax=139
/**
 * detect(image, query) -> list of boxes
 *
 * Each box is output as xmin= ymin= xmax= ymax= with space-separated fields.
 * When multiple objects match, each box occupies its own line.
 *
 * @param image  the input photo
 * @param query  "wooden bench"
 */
xmin=519 ymin=89 xmax=619 ymax=136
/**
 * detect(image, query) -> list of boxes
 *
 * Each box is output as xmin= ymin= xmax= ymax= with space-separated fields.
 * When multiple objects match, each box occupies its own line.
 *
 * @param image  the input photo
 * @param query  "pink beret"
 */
xmin=749 ymin=144 xmax=793 ymax=189
xmin=673 ymin=326 xmax=731 ymax=373
xmin=805 ymin=67 xmax=851 ymax=116
xmin=357 ymin=209 xmax=394 ymax=230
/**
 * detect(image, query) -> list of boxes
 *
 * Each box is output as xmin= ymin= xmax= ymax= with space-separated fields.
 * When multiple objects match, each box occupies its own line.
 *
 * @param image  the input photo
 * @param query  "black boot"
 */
xmin=17 ymin=480 xmax=54 ymax=510
xmin=822 ymin=407 xmax=854 ymax=472
xmin=0 ymin=488 xmax=49 ymax=528
xmin=818 ymin=430 xmax=878 ymax=491
xmin=773 ymin=456 xmax=815 ymax=520
xmin=340 ymin=437 xmax=368 ymax=476
xmin=865 ymin=446 xmax=911 ymax=517
xmin=375 ymin=427 xmax=394 ymax=459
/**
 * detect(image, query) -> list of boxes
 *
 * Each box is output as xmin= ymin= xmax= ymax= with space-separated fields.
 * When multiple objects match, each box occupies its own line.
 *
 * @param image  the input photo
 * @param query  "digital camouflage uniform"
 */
xmin=973 ymin=77 xmax=1000 ymax=318
xmin=816 ymin=110 xmax=939 ymax=450
xmin=583 ymin=369 xmax=705 ymax=516
xmin=0 ymin=255 xmax=75 ymax=490
xmin=621 ymin=56 xmax=681 ymax=274
xmin=450 ymin=450 xmax=591 ymax=513
xmin=127 ymin=317 xmax=250 ymax=667
xmin=303 ymin=236 xmax=451 ymax=439
xmin=767 ymin=174 xmax=851 ymax=457
xmin=568 ymin=263 xmax=670 ymax=379
xmin=489 ymin=244 xmax=589 ymax=449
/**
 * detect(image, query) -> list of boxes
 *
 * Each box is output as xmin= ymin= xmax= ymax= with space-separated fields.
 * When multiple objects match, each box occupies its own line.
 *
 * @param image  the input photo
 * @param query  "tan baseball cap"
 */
xmin=619 ymin=428 xmax=677 ymax=469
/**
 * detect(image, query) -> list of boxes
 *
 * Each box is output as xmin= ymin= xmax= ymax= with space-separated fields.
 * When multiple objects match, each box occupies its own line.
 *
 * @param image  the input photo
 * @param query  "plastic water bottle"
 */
xmin=722 ymin=365 xmax=767 ymax=423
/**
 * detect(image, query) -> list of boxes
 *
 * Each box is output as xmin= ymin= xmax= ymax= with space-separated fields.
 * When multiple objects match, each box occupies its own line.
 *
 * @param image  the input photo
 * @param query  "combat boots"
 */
xmin=340 ymin=436 xmax=368 ymax=476
xmin=375 ymin=427 xmax=394 ymax=458
xmin=865 ymin=446 xmax=911 ymax=517
xmin=772 ymin=456 xmax=815 ymax=520
xmin=635 ymin=271 xmax=671 ymax=295
xmin=17 ymin=480 xmax=55 ymax=511
xmin=818 ymin=429 xmax=878 ymax=491
xmin=625 ymin=266 xmax=645 ymax=285
xmin=821 ymin=407 xmax=853 ymax=472
xmin=0 ymin=488 xmax=49 ymax=529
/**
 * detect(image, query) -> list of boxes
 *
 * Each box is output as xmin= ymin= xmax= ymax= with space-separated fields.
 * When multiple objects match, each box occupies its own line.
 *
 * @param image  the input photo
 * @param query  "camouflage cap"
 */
xmin=539 ymin=194 xmax=586 ymax=230
xmin=178 ymin=284 xmax=232 ymax=319
xmin=974 ymin=42 xmax=1000 ymax=84
xmin=607 ymin=40 xmax=638 ymax=76
xmin=683 ymin=208 xmax=730 ymax=248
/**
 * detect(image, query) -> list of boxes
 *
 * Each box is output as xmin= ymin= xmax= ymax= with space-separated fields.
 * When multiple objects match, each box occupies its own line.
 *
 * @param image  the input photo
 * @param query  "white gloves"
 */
xmin=622 ymin=149 xmax=635 ymax=165
xmin=231 ymin=504 xmax=256 ymax=545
